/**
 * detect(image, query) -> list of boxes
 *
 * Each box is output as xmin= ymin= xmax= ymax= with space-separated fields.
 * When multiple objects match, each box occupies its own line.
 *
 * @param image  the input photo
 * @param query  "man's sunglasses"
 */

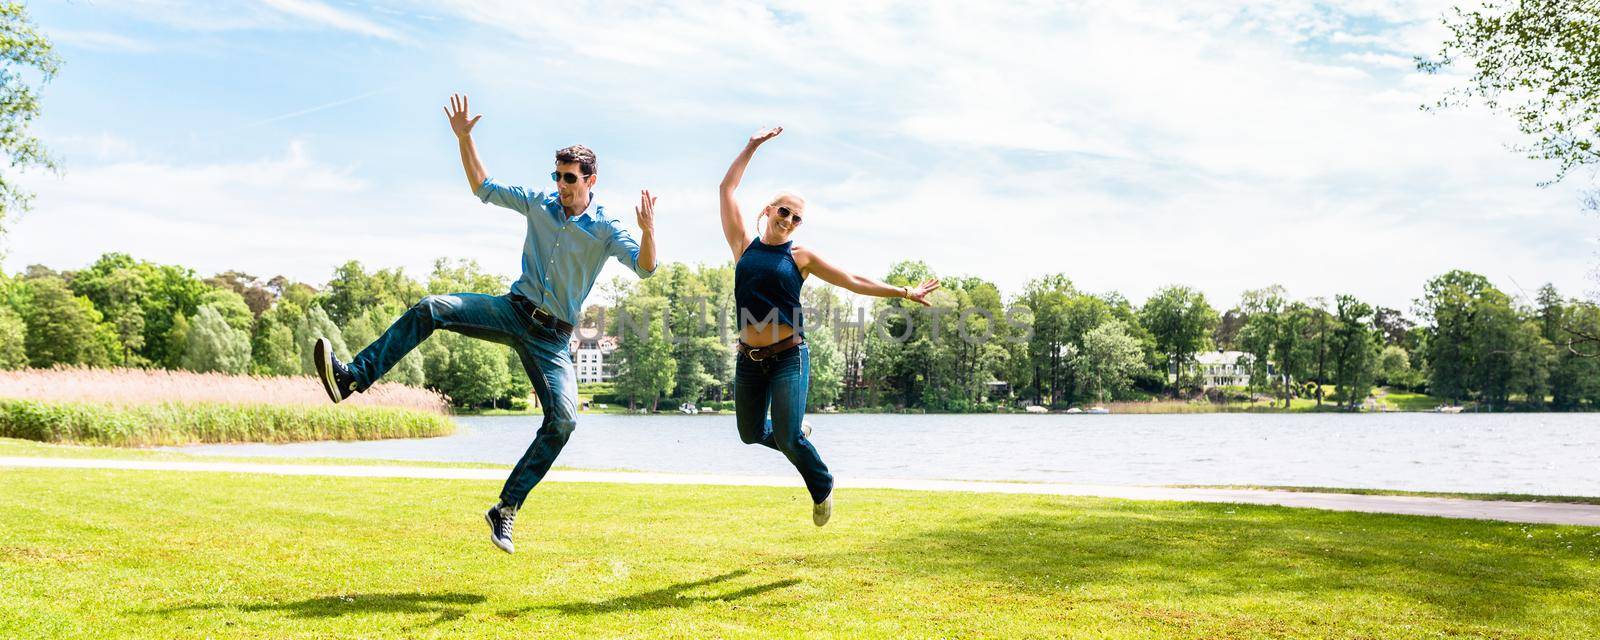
xmin=775 ymin=206 xmax=803 ymax=225
xmin=551 ymin=171 xmax=591 ymax=184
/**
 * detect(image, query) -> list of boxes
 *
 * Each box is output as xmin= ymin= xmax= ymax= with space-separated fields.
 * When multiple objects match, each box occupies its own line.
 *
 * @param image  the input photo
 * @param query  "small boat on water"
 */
xmin=1433 ymin=405 xmax=1464 ymax=414
xmin=1086 ymin=406 xmax=1111 ymax=414
xmin=1065 ymin=407 xmax=1083 ymax=414
xmin=1024 ymin=405 xmax=1049 ymax=414
xmin=679 ymin=402 xmax=699 ymax=415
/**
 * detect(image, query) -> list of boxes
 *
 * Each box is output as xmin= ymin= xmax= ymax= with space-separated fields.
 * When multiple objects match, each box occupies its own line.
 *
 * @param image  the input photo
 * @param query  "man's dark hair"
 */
xmin=556 ymin=145 xmax=597 ymax=176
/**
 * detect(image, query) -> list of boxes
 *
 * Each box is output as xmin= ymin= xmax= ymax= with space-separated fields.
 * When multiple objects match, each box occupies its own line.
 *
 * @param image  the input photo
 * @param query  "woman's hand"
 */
xmin=748 ymin=126 xmax=782 ymax=147
xmin=904 ymin=278 xmax=941 ymax=306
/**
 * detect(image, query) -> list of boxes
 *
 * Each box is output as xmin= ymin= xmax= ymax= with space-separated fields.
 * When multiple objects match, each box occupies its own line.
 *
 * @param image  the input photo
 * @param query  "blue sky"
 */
xmin=7 ymin=0 xmax=1596 ymax=313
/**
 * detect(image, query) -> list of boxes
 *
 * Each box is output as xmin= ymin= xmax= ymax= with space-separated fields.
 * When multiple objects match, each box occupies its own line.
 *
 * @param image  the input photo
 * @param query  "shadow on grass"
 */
xmin=863 ymin=499 xmax=1590 ymax=628
xmin=502 ymin=569 xmax=800 ymax=617
xmin=149 ymin=592 xmax=486 ymax=627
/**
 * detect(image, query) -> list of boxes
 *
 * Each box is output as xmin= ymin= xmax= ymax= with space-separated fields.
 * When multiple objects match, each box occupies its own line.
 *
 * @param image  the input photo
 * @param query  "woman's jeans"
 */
xmin=734 ymin=342 xmax=833 ymax=503
xmin=346 ymin=292 xmax=575 ymax=510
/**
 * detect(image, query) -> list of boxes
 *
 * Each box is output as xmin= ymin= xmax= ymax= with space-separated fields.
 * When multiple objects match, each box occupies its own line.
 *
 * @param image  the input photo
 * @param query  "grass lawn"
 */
xmin=1167 ymin=484 xmax=1600 ymax=506
xmin=0 ymin=437 xmax=509 ymax=469
xmin=1 ymin=467 xmax=1597 ymax=638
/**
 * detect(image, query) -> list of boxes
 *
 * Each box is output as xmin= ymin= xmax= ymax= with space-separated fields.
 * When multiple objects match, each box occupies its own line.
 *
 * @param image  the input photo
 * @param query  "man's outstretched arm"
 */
xmin=447 ymin=93 xmax=535 ymax=214
xmin=444 ymin=93 xmax=487 ymax=192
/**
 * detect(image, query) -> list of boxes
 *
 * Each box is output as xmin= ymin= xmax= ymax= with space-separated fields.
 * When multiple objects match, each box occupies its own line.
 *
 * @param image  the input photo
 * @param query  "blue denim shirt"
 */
xmin=475 ymin=177 xmax=655 ymax=324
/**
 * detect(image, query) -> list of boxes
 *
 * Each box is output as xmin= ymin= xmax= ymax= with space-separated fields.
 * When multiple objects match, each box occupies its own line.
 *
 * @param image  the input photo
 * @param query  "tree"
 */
xmin=426 ymin=258 xmax=507 ymax=296
xmin=1415 ymin=270 xmax=1490 ymax=402
xmin=181 ymin=305 xmax=251 ymax=374
xmin=1421 ymin=1 xmax=1600 ymax=184
xmin=205 ymin=271 xmax=278 ymax=317
xmin=322 ymin=260 xmax=425 ymax=327
xmin=611 ymin=295 xmax=676 ymax=410
xmin=1138 ymin=285 xmax=1219 ymax=396
xmin=1329 ymin=294 xmax=1380 ymax=410
xmin=250 ymin=304 xmax=300 ymax=377
xmin=293 ymin=305 xmax=349 ymax=375
xmin=1016 ymin=274 xmax=1074 ymax=405
xmin=423 ymin=332 xmax=510 ymax=407
xmin=0 ymin=2 xmax=60 ymax=240
xmin=20 ymin=276 xmax=114 ymax=367
xmin=0 ymin=305 xmax=24 ymax=368
xmin=199 ymin=288 xmax=253 ymax=335
xmin=1378 ymin=345 xmax=1419 ymax=390
xmin=341 ymin=303 xmax=425 ymax=387
xmin=1074 ymin=319 xmax=1143 ymax=405
xmin=1236 ymin=285 xmax=1286 ymax=402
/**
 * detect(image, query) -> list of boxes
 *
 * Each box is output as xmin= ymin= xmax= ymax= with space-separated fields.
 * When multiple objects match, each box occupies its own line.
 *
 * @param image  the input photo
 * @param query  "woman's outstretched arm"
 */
xmin=794 ymin=246 xmax=941 ymax=305
xmin=719 ymin=126 xmax=782 ymax=261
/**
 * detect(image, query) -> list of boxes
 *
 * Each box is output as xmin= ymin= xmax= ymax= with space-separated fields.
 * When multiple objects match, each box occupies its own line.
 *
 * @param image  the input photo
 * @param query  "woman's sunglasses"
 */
xmin=775 ymin=206 xmax=803 ymax=225
xmin=550 ymin=171 xmax=591 ymax=184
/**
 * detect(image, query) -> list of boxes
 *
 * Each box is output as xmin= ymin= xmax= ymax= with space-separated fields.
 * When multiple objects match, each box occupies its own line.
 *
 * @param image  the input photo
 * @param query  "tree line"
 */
xmin=2 ymin=252 xmax=1596 ymax=411
xmin=602 ymin=262 xmax=1599 ymax=412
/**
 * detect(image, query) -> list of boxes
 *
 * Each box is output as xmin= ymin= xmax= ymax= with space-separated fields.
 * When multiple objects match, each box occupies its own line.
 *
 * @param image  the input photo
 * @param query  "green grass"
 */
xmin=0 ymin=437 xmax=507 ymax=470
xmin=1167 ymin=484 xmax=1600 ymax=506
xmin=1375 ymin=388 xmax=1446 ymax=412
xmin=0 ymin=399 xmax=454 ymax=446
xmin=1 ymin=468 xmax=1597 ymax=638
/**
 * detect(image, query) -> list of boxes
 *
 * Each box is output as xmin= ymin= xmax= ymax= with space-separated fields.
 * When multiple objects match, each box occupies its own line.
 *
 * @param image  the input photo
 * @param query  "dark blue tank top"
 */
xmin=734 ymin=237 xmax=805 ymax=336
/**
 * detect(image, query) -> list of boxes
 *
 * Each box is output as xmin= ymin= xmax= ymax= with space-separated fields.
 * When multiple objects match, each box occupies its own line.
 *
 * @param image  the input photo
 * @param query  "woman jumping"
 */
xmin=718 ymin=126 xmax=940 ymax=526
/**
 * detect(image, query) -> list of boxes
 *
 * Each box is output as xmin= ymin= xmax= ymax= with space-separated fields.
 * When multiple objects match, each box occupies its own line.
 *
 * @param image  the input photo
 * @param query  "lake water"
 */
xmin=174 ymin=412 xmax=1600 ymax=496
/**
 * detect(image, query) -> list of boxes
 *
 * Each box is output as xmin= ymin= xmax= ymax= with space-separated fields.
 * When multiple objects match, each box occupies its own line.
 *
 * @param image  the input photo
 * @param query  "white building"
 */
xmin=1175 ymin=350 xmax=1270 ymax=388
xmin=569 ymin=335 xmax=619 ymax=384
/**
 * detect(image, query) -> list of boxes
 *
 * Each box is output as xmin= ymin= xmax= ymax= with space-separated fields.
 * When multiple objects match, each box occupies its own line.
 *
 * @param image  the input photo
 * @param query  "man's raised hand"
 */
xmin=635 ymin=190 xmax=657 ymax=234
xmin=444 ymin=93 xmax=482 ymax=139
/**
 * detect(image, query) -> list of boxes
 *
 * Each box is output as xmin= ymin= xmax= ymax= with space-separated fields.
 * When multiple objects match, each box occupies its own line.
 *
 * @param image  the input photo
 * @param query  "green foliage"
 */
xmin=250 ymin=302 xmax=302 ymax=376
xmin=323 ymin=260 xmax=426 ymax=326
xmin=1421 ymin=1 xmax=1600 ymax=184
xmin=0 ymin=399 xmax=452 ymax=446
xmin=612 ymin=295 xmax=676 ymax=410
xmin=198 ymin=288 xmax=253 ymax=335
xmin=293 ymin=305 xmax=349 ymax=375
xmin=1138 ymin=284 xmax=1219 ymax=395
xmin=0 ymin=2 xmax=59 ymax=239
xmin=422 ymin=332 xmax=510 ymax=408
xmin=341 ymin=303 xmax=424 ymax=387
xmin=1074 ymin=319 xmax=1144 ymax=404
xmin=0 ymin=304 xmax=24 ymax=368
xmin=1378 ymin=345 xmax=1425 ymax=390
xmin=426 ymin=258 xmax=507 ymax=296
xmin=1328 ymin=294 xmax=1381 ymax=410
xmin=180 ymin=305 xmax=252 ymax=375
xmin=19 ymin=276 xmax=114 ymax=367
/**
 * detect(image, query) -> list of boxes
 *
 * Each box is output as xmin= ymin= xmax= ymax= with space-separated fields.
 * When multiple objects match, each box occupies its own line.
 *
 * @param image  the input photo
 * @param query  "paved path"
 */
xmin=4 ymin=456 xmax=1598 ymax=527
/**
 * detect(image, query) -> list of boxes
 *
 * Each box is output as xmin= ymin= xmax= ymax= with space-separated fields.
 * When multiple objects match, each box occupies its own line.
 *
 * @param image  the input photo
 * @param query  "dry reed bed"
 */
xmin=0 ymin=368 xmax=454 ymax=446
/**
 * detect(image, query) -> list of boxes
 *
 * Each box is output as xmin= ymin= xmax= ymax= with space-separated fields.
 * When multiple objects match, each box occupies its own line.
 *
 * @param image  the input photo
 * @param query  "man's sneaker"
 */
xmin=485 ymin=502 xmax=517 ymax=554
xmin=802 ymin=420 xmax=813 ymax=439
xmin=813 ymin=492 xmax=833 ymax=527
xmin=312 ymin=338 xmax=357 ymax=404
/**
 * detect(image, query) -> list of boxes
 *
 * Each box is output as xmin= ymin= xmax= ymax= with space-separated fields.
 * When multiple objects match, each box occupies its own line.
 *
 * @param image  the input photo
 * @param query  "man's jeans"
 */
xmin=734 ymin=342 xmax=833 ymax=503
xmin=347 ymin=292 xmax=575 ymax=509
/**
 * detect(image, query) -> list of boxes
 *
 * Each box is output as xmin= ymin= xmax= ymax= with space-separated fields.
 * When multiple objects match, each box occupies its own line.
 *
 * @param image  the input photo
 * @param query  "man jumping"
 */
xmin=311 ymin=93 xmax=658 ymax=553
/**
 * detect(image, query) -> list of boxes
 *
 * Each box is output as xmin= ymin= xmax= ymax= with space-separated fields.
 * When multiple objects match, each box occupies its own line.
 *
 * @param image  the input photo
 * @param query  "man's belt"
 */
xmin=737 ymin=334 xmax=803 ymax=361
xmin=509 ymin=295 xmax=574 ymax=334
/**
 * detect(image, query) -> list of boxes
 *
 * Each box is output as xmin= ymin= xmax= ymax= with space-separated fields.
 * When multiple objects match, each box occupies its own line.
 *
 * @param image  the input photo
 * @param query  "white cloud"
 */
xmin=16 ymin=0 xmax=1596 ymax=314
xmin=259 ymin=0 xmax=409 ymax=43
xmin=6 ymin=142 xmax=525 ymax=287
xmin=82 ymin=0 xmax=407 ymax=42
xmin=47 ymin=29 xmax=157 ymax=53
